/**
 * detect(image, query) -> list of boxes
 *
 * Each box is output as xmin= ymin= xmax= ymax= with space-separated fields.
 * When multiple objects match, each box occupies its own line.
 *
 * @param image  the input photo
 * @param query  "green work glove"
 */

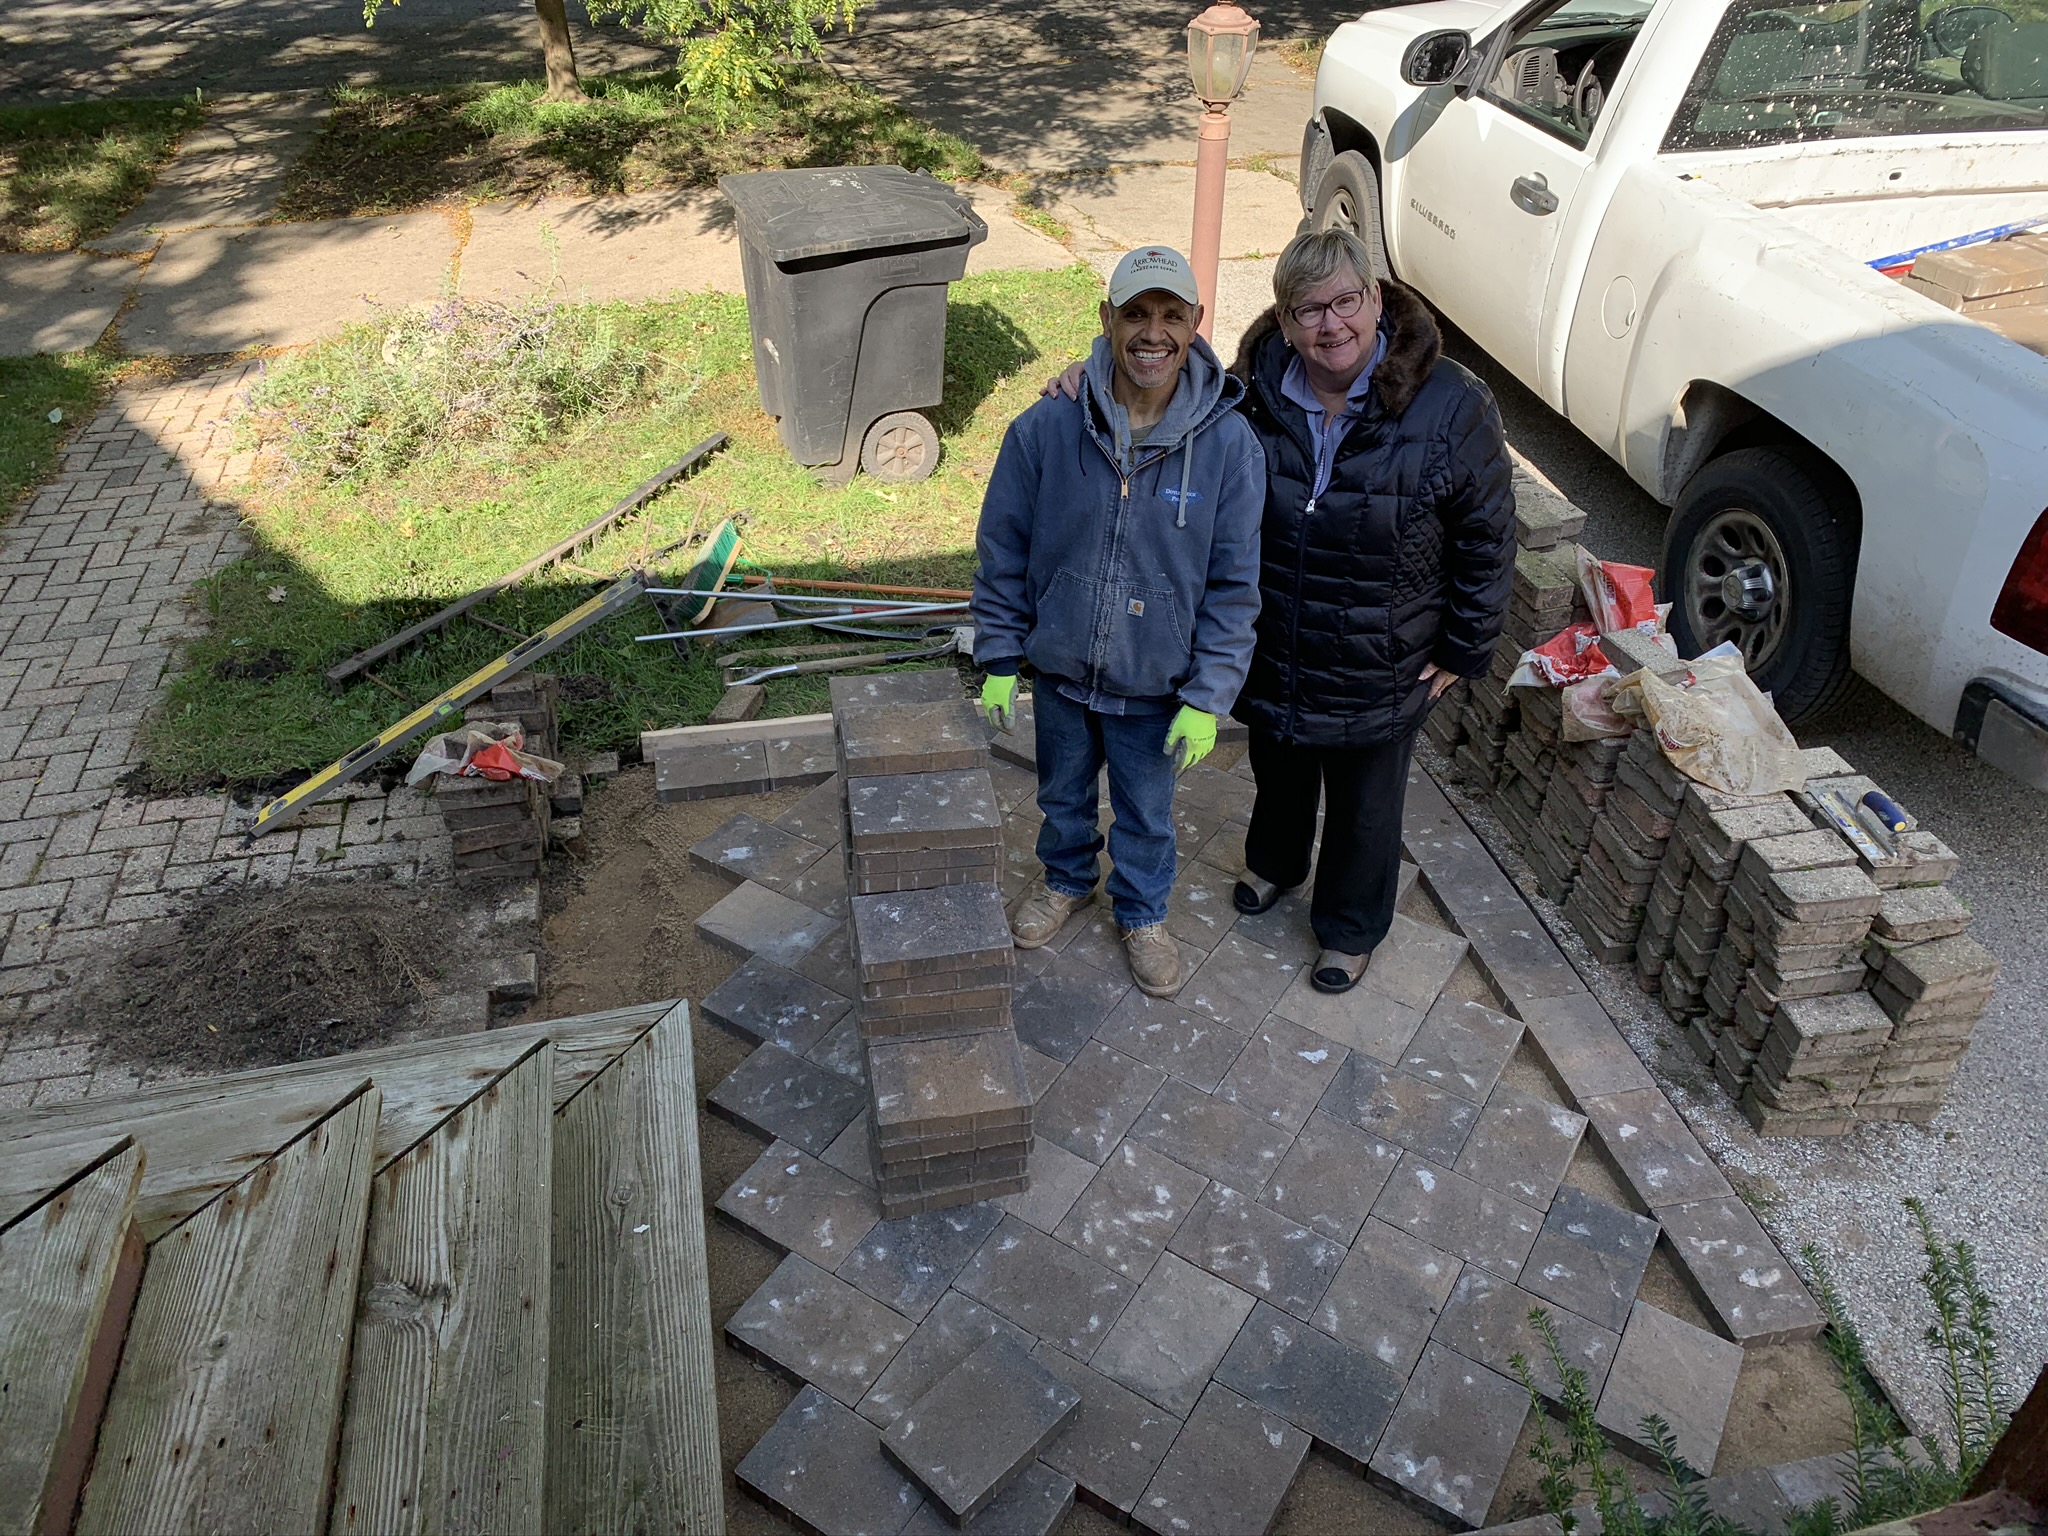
xmin=1164 ymin=706 xmax=1217 ymax=774
xmin=981 ymin=672 xmax=1018 ymax=732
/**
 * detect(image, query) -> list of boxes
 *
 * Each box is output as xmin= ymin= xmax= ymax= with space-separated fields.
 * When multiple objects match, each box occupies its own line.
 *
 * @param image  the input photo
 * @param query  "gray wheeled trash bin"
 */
xmin=719 ymin=165 xmax=988 ymax=484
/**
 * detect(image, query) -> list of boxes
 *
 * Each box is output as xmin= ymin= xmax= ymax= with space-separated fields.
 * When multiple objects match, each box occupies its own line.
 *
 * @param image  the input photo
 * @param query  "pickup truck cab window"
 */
xmin=1664 ymin=0 xmax=2048 ymax=150
xmin=1484 ymin=0 xmax=1654 ymax=146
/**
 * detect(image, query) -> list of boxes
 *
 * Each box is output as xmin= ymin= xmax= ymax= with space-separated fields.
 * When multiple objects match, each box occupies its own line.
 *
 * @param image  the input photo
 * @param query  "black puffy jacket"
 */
xmin=1229 ymin=280 xmax=1515 ymax=748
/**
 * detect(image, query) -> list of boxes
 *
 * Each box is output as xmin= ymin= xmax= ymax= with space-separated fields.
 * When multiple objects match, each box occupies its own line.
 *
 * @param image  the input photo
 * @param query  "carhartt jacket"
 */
xmin=971 ymin=334 xmax=1265 ymax=715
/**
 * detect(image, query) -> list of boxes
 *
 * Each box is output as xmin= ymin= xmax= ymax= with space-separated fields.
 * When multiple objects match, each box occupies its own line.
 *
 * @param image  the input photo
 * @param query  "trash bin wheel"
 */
xmin=860 ymin=411 xmax=940 ymax=482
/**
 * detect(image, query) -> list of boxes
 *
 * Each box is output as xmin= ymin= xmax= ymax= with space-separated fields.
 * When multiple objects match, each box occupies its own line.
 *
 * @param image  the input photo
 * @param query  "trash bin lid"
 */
xmin=718 ymin=165 xmax=984 ymax=263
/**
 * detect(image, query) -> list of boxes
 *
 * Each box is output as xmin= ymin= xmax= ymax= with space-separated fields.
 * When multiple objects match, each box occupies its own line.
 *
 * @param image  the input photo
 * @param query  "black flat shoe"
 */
xmin=1310 ymin=948 xmax=1371 ymax=994
xmin=1233 ymin=877 xmax=1293 ymax=915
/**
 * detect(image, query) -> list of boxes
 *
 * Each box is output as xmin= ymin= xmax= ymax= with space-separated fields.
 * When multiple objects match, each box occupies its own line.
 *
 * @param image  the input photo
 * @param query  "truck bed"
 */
xmin=1890 ymin=232 xmax=2048 ymax=357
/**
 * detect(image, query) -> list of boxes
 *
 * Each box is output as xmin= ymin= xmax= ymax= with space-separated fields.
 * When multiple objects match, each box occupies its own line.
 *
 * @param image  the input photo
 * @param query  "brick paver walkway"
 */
xmin=0 ymin=367 xmax=448 ymax=1106
xmin=700 ymin=747 xmax=1826 ymax=1531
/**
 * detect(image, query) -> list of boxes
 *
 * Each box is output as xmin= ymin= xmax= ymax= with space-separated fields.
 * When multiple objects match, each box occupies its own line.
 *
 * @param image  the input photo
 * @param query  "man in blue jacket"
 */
xmin=972 ymin=246 xmax=1264 ymax=996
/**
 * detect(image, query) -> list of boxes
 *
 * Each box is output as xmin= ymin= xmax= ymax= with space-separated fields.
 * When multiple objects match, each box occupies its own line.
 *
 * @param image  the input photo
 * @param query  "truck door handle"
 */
xmin=1511 ymin=174 xmax=1558 ymax=215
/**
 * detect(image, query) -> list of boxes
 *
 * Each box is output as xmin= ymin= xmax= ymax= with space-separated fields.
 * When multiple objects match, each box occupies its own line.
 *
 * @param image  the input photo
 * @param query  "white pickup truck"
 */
xmin=1299 ymin=0 xmax=2048 ymax=791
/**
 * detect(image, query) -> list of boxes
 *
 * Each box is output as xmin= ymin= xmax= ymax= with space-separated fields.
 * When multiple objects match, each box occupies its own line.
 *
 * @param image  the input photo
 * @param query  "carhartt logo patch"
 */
xmin=1128 ymin=598 xmax=1145 ymax=616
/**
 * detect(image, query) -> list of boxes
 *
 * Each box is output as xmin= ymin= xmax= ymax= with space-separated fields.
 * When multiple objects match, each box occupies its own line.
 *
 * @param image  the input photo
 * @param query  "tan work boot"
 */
xmin=1011 ymin=877 xmax=1087 ymax=949
xmin=1121 ymin=922 xmax=1182 ymax=997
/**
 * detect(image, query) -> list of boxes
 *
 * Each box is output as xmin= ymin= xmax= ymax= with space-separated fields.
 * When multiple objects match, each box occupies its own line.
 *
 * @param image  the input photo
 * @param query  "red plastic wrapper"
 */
xmin=1524 ymin=622 xmax=1614 ymax=686
xmin=465 ymin=741 xmax=527 ymax=781
xmin=1575 ymin=549 xmax=1659 ymax=635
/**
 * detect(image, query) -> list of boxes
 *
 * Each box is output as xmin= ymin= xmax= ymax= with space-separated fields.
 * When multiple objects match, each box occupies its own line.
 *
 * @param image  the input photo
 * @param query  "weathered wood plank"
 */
xmin=0 ymin=1142 xmax=144 ymax=1536
xmin=76 ymin=1087 xmax=382 ymax=1536
xmin=0 ymin=1002 xmax=671 ymax=1240
xmin=330 ymin=1043 xmax=553 ymax=1536
xmin=0 ymin=1132 xmax=130 ymax=1233
xmin=547 ymin=1001 xmax=722 ymax=1534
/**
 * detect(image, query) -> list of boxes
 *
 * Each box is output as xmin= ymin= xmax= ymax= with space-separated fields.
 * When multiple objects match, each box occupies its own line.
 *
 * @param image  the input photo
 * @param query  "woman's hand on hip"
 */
xmin=1421 ymin=663 xmax=1460 ymax=701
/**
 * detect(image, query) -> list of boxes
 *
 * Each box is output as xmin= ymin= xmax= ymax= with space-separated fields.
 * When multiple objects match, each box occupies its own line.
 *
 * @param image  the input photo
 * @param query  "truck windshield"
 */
xmin=1664 ymin=0 xmax=2048 ymax=149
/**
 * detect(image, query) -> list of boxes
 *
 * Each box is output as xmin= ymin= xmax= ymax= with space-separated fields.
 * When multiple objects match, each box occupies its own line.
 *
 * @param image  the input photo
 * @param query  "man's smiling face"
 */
xmin=1100 ymin=290 xmax=1200 ymax=394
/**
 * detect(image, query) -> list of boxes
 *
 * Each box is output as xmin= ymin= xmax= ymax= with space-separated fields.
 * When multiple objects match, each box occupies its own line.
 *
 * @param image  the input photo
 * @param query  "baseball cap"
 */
xmin=1106 ymin=246 xmax=1202 ymax=308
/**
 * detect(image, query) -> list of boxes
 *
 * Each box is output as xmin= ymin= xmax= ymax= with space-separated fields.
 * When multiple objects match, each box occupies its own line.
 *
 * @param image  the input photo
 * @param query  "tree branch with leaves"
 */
xmin=581 ymin=0 xmax=869 ymax=118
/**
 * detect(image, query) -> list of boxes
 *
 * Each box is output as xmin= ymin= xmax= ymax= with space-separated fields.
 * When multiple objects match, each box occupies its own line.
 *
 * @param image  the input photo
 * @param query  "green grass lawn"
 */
xmin=138 ymin=265 xmax=1099 ymax=792
xmin=274 ymin=66 xmax=983 ymax=221
xmin=0 ymin=98 xmax=204 ymax=252
xmin=0 ymin=354 xmax=120 ymax=511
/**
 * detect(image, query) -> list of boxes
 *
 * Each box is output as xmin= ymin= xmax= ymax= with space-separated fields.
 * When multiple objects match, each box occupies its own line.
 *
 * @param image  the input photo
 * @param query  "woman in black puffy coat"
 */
xmin=1229 ymin=229 xmax=1515 ymax=993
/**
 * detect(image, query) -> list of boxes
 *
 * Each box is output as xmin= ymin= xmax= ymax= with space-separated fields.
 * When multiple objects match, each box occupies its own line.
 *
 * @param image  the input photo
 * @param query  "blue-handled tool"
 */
xmin=1862 ymin=789 xmax=1910 ymax=834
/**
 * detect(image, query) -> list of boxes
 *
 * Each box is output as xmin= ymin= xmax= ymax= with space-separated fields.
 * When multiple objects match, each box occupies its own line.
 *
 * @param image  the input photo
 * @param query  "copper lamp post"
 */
xmin=1185 ymin=2 xmax=1260 ymax=342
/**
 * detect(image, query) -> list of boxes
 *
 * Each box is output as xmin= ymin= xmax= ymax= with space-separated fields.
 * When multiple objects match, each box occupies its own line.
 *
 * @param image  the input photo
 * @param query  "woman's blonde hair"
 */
xmin=1272 ymin=228 xmax=1378 ymax=315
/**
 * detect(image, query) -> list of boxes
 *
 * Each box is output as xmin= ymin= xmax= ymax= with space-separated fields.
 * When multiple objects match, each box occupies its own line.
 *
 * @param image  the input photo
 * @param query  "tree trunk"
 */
xmin=534 ymin=0 xmax=587 ymax=102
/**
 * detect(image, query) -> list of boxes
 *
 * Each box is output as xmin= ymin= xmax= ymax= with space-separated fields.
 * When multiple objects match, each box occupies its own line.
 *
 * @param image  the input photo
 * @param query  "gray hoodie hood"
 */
xmin=1078 ymin=332 xmax=1241 ymax=526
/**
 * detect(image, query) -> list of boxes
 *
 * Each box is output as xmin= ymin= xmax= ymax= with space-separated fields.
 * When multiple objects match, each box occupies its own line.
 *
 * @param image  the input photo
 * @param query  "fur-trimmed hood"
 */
xmin=1230 ymin=277 xmax=1442 ymax=422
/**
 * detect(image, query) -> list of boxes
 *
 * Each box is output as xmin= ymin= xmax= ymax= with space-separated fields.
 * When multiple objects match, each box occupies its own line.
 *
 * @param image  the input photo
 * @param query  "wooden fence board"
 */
xmin=547 ymin=1001 xmax=722 ymax=1534
xmin=0 ymin=1143 xmax=143 ymax=1536
xmin=76 ymin=1087 xmax=382 ymax=1536
xmin=330 ymin=1044 xmax=552 ymax=1536
xmin=0 ymin=1003 xmax=670 ymax=1240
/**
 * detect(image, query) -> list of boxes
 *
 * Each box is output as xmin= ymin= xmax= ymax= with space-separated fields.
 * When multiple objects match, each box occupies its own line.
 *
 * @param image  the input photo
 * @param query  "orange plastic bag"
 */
xmin=1575 ymin=549 xmax=1659 ymax=635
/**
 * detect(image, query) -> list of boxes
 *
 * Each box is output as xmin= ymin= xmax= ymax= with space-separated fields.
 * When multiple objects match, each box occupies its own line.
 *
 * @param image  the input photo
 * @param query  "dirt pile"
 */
xmin=65 ymin=879 xmax=452 ymax=1075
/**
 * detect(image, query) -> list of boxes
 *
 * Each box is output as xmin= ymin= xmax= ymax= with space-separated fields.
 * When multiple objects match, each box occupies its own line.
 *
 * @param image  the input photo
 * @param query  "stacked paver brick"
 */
xmin=1451 ymin=546 xmax=1581 ymax=793
xmin=434 ymin=675 xmax=561 ymax=882
xmin=1545 ymin=728 xmax=1996 ymax=1133
xmin=1404 ymin=508 xmax=1999 ymax=1137
xmin=1838 ymin=792 xmax=1993 ymax=1125
xmin=1712 ymin=818 xmax=1874 ymax=1130
xmin=834 ymin=695 xmax=1033 ymax=1217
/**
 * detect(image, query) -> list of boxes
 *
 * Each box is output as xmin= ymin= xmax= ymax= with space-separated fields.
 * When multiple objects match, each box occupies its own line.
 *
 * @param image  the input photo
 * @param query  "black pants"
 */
xmin=1243 ymin=728 xmax=1416 ymax=955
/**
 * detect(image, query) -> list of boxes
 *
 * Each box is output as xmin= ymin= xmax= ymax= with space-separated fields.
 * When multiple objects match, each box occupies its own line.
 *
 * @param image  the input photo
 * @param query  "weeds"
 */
xmin=1516 ymin=1201 xmax=2014 ymax=1535
xmin=1797 ymin=1198 xmax=2012 ymax=1528
xmin=1276 ymin=37 xmax=1327 ymax=75
xmin=240 ymin=281 xmax=694 ymax=481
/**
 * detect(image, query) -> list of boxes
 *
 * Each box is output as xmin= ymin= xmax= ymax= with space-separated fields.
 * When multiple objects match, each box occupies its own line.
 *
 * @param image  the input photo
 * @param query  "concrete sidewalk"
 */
xmin=2 ymin=151 xmax=1297 ymax=366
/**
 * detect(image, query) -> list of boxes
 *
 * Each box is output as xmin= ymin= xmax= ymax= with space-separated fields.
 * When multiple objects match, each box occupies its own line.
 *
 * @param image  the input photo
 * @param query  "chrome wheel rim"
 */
xmin=1322 ymin=184 xmax=1359 ymax=236
xmin=1683 ymin=508 xmax=1789 ymax=672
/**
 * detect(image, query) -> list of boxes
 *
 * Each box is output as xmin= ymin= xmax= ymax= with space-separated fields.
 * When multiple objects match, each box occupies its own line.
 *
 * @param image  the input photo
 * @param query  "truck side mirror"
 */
xmin=1401 ymin=29 xmax=1472 ymax=86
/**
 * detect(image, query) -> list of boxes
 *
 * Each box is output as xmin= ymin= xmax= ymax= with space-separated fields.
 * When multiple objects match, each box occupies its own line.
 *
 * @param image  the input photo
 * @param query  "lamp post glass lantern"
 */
xmin=1185 ymin=3 xmax=1259 ymax=340
xmin=1186 ymin=2 xmax=1259 ymax=105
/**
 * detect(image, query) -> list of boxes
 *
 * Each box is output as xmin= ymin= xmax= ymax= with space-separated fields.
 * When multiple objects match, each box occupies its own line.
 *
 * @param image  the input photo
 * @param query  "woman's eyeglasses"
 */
xmin=1287 ymin=289 xmax=1371 ymax=328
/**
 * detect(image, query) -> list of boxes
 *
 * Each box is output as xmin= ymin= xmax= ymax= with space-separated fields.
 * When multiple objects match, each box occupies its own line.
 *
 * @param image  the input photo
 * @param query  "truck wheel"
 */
xmin=1663 ymin=446 xmax=1857 ymax=723
xmin=1309 ymin=151 xmax=1391 ymax=280
xmin=860 ymin=411 xmax=940 ymax=483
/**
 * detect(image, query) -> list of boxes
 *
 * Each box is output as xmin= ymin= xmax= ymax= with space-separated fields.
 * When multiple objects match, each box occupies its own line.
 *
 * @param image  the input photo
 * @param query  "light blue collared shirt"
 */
xmin=1279 ymin=328 xmax=1387 ymax=505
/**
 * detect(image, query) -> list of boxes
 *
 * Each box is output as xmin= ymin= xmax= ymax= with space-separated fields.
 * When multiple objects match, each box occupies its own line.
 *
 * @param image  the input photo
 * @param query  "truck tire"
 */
xmin=1309 ymin=151 xmax=1391 ymax=280
xmin=1662 ymin=446 xmax=1857 ymax=723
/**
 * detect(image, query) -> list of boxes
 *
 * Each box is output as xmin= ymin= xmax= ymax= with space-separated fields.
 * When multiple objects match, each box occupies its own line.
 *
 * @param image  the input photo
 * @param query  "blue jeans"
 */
xmin=1032 ymin=686 xmax=1177 ymax=930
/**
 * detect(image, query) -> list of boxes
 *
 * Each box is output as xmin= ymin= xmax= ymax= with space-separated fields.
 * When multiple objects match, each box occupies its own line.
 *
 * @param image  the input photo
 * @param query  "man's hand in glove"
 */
xmin=1163 ymin=706 xmax=1217 ymax=774
xmin=981 ymin=672 xmax=1018 ymax=733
